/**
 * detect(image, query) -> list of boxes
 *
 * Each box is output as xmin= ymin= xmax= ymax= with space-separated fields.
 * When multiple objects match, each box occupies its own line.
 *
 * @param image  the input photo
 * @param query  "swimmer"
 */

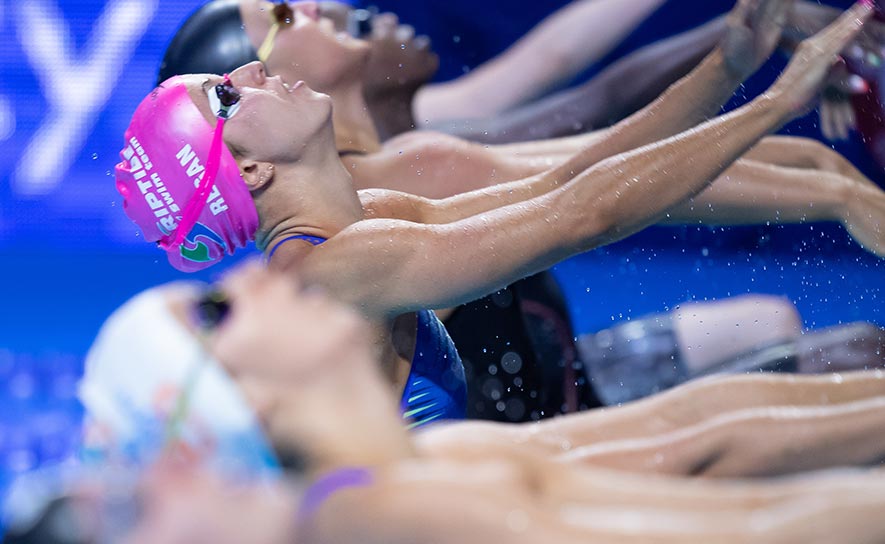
xmin=62 ymin=261 xmax=885 ymax=544
xmin=362 ymin=1 xmax=881 ymax=143
xmin=165 ymin=0 xmax=885 ymax=258
xmin=117 ymin=3 xmax=874 ymax=428
xmin=161 ymin=0 xmax=885 ymax=421
xmin=159 ymin=0 xmax=668 ymax=138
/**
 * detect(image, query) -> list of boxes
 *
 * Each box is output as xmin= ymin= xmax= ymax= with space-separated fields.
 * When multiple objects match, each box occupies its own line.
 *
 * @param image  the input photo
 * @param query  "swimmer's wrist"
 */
xmin=750 ymin=92 xmax=796 ymax=126
xmin=709 ymin=46 xmax=753 ymax=86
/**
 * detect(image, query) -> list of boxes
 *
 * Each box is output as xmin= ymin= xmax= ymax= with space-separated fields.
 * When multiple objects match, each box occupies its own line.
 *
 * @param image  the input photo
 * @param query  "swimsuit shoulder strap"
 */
xmin=267 ymin=234 xmax=327 ymax=261
xmin=297 ymin=467 xmax=374 ymax=522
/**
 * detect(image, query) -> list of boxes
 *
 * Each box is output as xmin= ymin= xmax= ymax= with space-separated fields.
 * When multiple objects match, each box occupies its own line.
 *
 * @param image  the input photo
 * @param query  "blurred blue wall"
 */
xmin=0 ymin=0 xmax=881 ymax=361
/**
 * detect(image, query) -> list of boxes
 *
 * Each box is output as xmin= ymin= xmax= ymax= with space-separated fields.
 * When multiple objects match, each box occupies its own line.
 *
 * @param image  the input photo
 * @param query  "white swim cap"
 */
xmin=79 ymin=284 xmax=278 ymax=478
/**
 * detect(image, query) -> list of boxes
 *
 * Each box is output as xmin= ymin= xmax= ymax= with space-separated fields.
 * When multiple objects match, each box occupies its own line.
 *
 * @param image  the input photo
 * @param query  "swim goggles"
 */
xmin=164 ymin=288 xmax=232 ymax=448
xmin=158 ymin=75 xmax=241 ymax=251
xmin=257 ymin=1 xmax=295 ymax=63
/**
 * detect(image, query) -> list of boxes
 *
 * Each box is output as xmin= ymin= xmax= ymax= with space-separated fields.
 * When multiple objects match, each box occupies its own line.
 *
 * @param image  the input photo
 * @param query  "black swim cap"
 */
xmin=157 ymin=0 xmax=258 ymax=85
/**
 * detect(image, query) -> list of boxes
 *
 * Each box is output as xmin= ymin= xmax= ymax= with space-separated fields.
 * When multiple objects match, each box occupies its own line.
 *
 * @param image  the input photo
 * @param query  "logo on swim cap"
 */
xmin=179 ymin=223 xmax=228 ymax=264
xmin=115 ymin=77 xmax=259 ymax=272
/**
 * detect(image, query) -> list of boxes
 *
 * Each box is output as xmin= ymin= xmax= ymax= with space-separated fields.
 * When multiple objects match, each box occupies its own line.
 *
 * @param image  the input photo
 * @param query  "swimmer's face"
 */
xmin=183 ymin=62 xmax=333 ymax=166
xmin=167 ymin=262 xmax=372 ymax=443
xmin=198 ymin=262 xmax=370 ymax=382
xmin=239 ymin=0 xmax=370 ymax=91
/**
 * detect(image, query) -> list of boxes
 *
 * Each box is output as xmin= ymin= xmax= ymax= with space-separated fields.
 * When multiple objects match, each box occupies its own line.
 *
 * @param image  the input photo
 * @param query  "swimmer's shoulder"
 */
xmin=375 ymin=130 xmax=479 ymax=168
xmin=358 ymin=188 xmax=430 ymax=223
xmin=382 ymin=128 xmax=455 ymax=150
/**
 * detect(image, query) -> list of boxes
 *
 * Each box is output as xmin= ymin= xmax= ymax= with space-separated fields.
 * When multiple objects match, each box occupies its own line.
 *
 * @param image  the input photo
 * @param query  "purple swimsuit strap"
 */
xmin=298 ymin=467 xmax=374 ymax=522
xmin=267 ymin=234 xmax=327 ymax=261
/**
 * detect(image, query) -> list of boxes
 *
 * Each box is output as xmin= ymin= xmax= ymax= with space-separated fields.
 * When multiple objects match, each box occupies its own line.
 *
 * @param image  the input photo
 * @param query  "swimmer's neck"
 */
xmin=326 ymin=79 xmax=382 ymax=155
xmin=278 ymin=353 xmax=415 ymax=478
xmin=254 ymin=132 xmax=364 ymax=252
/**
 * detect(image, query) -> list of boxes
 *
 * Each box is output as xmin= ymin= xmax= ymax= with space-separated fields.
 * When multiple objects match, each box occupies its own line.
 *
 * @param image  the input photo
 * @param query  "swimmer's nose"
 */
xmin=230 ymin=61 xmax=267 ymax=89
xmin=294 ymin=1 xmax=320 ymax=22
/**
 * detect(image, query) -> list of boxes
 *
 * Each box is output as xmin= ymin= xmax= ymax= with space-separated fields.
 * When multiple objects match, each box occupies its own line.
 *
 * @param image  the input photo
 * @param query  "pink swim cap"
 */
xmin=115 ymin=76 xmax=259 ymax=272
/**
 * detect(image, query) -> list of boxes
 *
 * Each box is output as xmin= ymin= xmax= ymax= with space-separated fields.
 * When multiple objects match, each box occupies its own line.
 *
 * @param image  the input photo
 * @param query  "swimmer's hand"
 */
xmin=819 ymin=61 xmax=868 ymax=141
xmin=721 ymin=0 xmax=794 ymax=80
xmin=364 ymin=12 xmax=439 ymax=95
xmin=786 ymin=0 xmax=885 ymax=64
xmin=782 ymin=1 xmax=885 ymax=140
xmin=766 ymin=1 xmax=874 ymax=119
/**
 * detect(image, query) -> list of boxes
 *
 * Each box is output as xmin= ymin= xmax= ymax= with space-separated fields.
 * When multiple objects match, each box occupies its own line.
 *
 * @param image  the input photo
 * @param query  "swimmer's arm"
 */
xmin=435 ymin=17 xmax=727 ymax=144
xmin=315 ymin=2 xmax=869 ymax=316
xmin=662 ymin=158 xmax=851 ymax=225
xmin=317 ymin=477 xmax=590 ymax=544
xmin=306 ymin=94 xmax=791 ymax=316
xmin=412 ymin=0 xmax=666 ymax=124
xmin=524 ymin=372 xmax=885 ymax=464
xmin=359 ymin=33 xmax=762 ymax=200
xmin=482 ymin=0 xmax=794 ymax=171
xmin=557 ymin=394 xmax=885 ymax=479
xmin=351 ymin=132 xmax=545 ymax=198
xmin=318 ymin=467 xmax=885 ymax=543
xmin=483 ymin=45 xmax=749 ymax=174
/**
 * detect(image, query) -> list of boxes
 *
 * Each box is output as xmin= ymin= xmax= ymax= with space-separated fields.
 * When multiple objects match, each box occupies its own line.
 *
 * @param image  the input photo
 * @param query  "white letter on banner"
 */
xmin=13 ymin=0 xmax=157 ymax=196
xmin=0 ymin=2 xmax=13 ymax=143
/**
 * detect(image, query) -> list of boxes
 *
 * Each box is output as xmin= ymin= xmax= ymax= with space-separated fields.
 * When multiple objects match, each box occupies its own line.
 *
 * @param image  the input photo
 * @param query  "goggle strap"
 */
xmin=257 ymin=22 xmax=280 ymax=63
xmin=159 ymin=117 xmax=228 ymax=250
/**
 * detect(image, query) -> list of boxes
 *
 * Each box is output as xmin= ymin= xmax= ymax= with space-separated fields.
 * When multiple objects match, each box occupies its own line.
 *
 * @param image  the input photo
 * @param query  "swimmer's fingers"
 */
xmin=395 ymin=24 xmax=415 ymax=43
xmin=832 ymin=101 xmax=852 ymax=139
xmin=722 ymin=0 xmax=793 ymax=78
xmin=371 ymin=12 xmax=398 ymax=40
xmin=414 ymin=35 xmax=431 ymax=51
xmin=771 ymin=1 xmax=872 ymax=115
xmin=820 ymin=98 xmax=836 ymax=139
xmin=727 ymin=0 xmax=759 ymax=24
xmin=819 ymin=63 xmax=863 ymax=140
xmin=804 ymin=1 xmax=874 ymax=58
xmin=752 ymin=0 xmax=793 ymax=42
xmin=845 ymin=97 xmax=858 ymax=129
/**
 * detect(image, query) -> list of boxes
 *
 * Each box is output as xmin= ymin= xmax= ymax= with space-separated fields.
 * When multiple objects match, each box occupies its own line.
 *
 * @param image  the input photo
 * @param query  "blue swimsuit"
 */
xmin=269 ymin=235 xmax=467 ymax=428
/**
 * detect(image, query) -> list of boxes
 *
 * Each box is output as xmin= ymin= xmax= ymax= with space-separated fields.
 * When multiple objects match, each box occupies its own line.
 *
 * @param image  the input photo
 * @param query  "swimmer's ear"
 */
xmin=240 ymin=160 xmax=275 ymax=191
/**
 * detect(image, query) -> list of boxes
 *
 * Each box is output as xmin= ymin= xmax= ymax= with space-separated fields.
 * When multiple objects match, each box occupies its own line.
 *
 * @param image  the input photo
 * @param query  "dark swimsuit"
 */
xmin=268 ymin=235 xmax=467 ymax=428
xmin=445 ymin=271 xmax=600 ymax=422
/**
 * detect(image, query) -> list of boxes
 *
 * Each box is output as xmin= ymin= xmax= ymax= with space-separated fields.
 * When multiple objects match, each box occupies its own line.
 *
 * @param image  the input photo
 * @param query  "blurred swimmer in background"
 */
xmin=10 ymin=260 xmax=885 ymax=543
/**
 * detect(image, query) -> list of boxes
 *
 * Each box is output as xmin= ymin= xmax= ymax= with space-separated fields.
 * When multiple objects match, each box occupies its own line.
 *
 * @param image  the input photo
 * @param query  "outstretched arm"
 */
xmin=439 ymin=1 xmax=885 ymax=145
xmin=482 ymin=0 xmax=793 ymax=171
xmin=412 ymin=0 xmax=667 ymax=124
xmin=306 ymin=3 xmax=870 ymax=318
xmin=358 ymin=0 xmax=789 ymax=200
xmin=664 ymin=157 xmax=885 ymax=257
xmin=558 ymin=394 xmax=885 ymax=477
xmin=322 ymin=463 xmax=885 ymax=544
xmin=437 ymin=16 xmax=727 ymax=144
